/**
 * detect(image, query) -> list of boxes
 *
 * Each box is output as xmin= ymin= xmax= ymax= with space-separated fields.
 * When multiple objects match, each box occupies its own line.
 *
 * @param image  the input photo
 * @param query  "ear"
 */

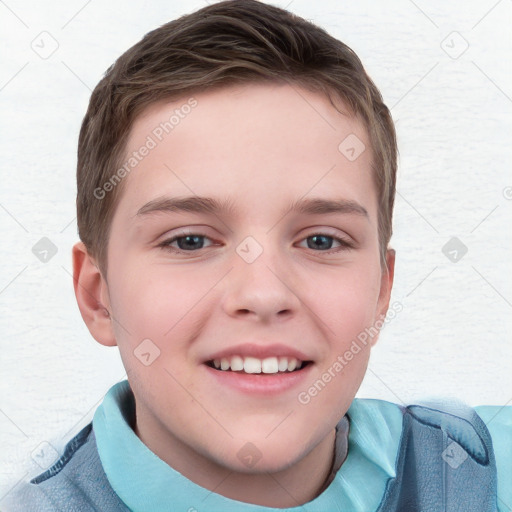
xmin=72 ymin=241 xmax=117 ymax=347
xmin=371 ymin=248 xmax=396 ymax=346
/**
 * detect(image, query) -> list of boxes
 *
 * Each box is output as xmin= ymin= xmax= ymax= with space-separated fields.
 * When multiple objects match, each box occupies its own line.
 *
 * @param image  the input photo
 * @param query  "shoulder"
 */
xmin=1 ymin=423 xmax=129 ymax=512
xmin=350 ymin=398 xmax=511 ymax=512
xmin=350 ymin=397 xmax=507 ymax=461
xmin=474 ymin=404 xmax=512 ymax=511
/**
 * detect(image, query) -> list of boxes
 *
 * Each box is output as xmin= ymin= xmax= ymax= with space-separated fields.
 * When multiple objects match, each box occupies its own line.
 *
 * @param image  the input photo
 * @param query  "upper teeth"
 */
xmin=212 ymin=356 xmax=303 ymax=374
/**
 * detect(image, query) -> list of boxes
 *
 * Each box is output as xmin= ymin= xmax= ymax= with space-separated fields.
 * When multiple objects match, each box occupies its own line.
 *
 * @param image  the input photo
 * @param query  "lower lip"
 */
xmin=203 ymin=363 xmax=313 ymax=395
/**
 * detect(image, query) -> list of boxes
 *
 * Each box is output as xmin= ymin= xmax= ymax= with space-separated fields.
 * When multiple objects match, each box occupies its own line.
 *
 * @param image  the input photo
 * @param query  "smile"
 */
xmin=207 ymin=355 xmax=311 ymax=374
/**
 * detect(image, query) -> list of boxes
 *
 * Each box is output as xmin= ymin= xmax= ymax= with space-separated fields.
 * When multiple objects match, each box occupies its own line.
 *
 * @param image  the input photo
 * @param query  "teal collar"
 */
xmin=93 ymin=380 xmax=403 ymax=511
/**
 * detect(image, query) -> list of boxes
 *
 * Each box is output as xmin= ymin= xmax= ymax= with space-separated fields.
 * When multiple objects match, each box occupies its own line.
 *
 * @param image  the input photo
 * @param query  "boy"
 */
xmin=4 ymin=0 xmax=510 ymax=510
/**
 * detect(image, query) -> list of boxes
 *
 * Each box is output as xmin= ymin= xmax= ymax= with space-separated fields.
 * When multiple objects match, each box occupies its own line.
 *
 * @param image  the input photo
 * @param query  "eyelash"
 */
xmin=157 ymin=231 xmax=355 ymax=255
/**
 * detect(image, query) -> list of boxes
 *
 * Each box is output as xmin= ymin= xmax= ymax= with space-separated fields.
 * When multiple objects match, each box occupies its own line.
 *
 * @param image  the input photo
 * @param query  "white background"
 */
xmin=1 ymin=0 xmax=511 ymax=500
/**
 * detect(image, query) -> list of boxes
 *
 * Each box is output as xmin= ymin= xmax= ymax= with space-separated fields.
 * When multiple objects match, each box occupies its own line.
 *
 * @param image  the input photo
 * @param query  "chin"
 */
xmin=210 ymin=435 xmax=312 ymax=475
xmin=231 ymin=452 xmax=304 ymax=475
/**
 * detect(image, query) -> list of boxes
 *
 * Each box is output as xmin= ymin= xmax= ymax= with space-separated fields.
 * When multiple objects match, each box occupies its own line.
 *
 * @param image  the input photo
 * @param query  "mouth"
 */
xmin=202 ymin=343 xmax=314 ymax=394
xmin=206 ymin=355 xmax=312 ymax=374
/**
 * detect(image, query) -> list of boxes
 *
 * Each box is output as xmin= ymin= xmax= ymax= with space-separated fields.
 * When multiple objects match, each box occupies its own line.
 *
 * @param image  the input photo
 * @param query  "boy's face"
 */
xmin=85 ymin=82 xmax=394 ymax=475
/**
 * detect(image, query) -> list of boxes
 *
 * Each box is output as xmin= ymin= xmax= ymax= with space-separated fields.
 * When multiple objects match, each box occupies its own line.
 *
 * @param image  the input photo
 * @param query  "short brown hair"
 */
xmin=77 ymin=0 xmax=397 ymax=276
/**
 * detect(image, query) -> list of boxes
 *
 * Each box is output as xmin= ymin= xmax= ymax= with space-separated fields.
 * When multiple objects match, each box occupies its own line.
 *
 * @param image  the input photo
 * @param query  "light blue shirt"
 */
xmin=93 ymin=380 xmax=511 ymax=511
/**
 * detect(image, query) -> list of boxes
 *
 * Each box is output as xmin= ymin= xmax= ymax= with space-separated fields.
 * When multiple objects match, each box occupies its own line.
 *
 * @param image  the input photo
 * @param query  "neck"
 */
xmin=135 ymin=417 xmax=338 ymax=508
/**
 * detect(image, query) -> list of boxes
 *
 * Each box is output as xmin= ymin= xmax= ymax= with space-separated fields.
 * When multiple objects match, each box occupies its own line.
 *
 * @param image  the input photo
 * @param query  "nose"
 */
xmin=221 ymin=240 xmax=301 ymax=323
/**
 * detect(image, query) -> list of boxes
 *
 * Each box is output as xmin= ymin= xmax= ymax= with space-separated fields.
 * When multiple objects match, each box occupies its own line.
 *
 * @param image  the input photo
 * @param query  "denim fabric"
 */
xmin=30 ymin=424 xmax=93 ymax=484
xmin=2 ymin=426 xmax=130 ymax=512
xmin=377 ymin=403 xmax=498 ymax=511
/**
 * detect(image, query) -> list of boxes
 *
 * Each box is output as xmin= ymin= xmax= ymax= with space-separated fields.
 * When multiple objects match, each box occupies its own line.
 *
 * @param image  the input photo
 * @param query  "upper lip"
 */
xmin=204 ymin=343 xmax=313 ymax=363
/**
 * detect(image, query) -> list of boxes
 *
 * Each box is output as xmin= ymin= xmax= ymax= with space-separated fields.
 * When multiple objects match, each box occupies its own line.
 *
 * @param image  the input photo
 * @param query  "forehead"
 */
xmin=115 ymin=82 xmax=375 ymax=222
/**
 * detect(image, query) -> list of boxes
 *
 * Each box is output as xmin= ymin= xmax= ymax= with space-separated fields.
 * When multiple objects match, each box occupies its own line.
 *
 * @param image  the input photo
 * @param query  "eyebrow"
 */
xmin=136 ymin=195 xmax=369 ymax=219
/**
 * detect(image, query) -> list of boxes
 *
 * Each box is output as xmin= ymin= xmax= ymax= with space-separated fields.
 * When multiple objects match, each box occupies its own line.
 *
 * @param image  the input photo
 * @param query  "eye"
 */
xmin=297 ymin=233 xmax=354 ymax=253
xmin=158 ymin=232 xmax=215 ymax=253
xmin=158 ymin=231 xmax=354 ymax=255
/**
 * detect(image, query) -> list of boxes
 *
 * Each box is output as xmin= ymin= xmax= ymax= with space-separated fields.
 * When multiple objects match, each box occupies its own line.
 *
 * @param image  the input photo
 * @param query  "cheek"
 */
xmin=108 ymin=263 xmax=201 ymax=338
xmin=107 ymin=267 xmax=206 ymax=409
xmin=107 ymin=263 xmax=220 ymax=382
xmin=317 ymin=265 xmax=382 ymax=337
